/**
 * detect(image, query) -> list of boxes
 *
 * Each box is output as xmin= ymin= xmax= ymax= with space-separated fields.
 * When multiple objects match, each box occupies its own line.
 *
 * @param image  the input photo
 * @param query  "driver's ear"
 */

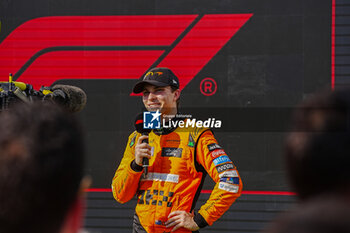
xmin=174 ymin=89 xmax=181 ymax=101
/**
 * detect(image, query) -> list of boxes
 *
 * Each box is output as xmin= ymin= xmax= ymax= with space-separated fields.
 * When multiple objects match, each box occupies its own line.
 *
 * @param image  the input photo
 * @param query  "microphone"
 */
xmin=44 ymin=84 xmax=87 ymax=112
xmin=134 ymin=113 xmax=152 ymax=175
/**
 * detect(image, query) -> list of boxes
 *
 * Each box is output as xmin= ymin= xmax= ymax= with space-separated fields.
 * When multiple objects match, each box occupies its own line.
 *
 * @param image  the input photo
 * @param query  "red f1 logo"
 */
xmin=0 ymin=14 xmax=252 ymax=90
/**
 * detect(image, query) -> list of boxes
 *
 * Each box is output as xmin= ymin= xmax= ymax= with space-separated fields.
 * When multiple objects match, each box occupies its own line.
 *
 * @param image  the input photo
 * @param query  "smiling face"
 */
xmin=142 ymin=84 xmax=180 ymax=116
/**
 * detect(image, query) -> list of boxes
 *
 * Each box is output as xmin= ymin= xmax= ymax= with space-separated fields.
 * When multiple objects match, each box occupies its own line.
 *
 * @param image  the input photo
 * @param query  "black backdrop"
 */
xmin=0 ymin=0 xmax=331 ymax=191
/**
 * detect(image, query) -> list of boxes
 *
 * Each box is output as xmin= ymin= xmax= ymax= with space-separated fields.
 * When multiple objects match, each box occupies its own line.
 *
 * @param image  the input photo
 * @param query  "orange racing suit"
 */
xmin=112 ymin=124 xmax=242 ymax=233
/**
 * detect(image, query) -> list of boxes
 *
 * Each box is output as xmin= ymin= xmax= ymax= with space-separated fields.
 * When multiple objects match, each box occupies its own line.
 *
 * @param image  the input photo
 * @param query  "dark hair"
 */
xmin=285 ymin=89 xmax=350 ymax=200
xmin=0 ymin=102 xmax=84 ymax=233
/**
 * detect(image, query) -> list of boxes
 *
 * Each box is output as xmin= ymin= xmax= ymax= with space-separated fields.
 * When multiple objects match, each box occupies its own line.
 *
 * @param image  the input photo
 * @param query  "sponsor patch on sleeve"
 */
xmin=213 ymin=155 xmax=232 ymax=166
xmin=220 ymin=177 xmax=240 ymax=185
xmin=218 ymin=182 xmax=239 ymax=193
xmin=210 ymin=149 xmax=226 ymax=159
xmin=219 ymin=170 xmax=239 ymax=178
xmin=216 ymin=163 xmax=235 ymax=173
xmin=207 ymin=143 xmax=222 ymax=152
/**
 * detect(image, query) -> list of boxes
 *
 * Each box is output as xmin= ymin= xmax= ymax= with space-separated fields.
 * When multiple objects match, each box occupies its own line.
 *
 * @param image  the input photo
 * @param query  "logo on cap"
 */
xmin=145 ymin=71 xmax=163 ymax=79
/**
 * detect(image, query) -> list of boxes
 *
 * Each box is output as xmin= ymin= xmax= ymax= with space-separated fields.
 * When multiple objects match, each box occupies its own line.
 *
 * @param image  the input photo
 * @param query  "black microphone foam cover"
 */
xmin=51 ymin=84 xmax=87 ymax=112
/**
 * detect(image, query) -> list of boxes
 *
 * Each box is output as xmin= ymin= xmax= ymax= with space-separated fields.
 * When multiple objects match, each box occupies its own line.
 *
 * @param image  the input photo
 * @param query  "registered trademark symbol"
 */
xmin=200 ymin=78 xmax=217 ymax=96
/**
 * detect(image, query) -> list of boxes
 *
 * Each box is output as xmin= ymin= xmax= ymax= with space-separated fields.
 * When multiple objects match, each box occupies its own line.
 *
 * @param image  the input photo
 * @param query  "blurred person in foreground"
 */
xmin=265 ymin=197 xmax=350 ymax=233
xmin=265 ymin=88 xmax=350 ymax=233
xmin=0 ymin=102 xmax=89 ymax=233
xmin=285 ymin=88 xmax=350 ymax=200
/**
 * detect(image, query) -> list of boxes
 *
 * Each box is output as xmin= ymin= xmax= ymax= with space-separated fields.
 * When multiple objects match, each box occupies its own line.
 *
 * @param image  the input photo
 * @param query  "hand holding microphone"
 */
xmin=134 ymin=113 xmax=152 ymax=175
xmin=135 ymin=135 xmax=151 ymax=174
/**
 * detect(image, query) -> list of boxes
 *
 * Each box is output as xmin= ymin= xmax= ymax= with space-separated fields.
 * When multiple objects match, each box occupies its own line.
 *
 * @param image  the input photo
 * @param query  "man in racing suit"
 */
xmin=112 ymin=67 xmax=242 ymax=233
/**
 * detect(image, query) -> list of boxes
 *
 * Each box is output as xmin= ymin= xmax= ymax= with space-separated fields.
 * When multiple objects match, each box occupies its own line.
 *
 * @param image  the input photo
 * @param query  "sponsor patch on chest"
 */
xmin=141 ymin=173 xmax=179 ymax=183
xmin=188 ymin=134 xmax=195 ymax=147
xmin=161 ymin=147 xmax=183 ymax=158
xmin=129 ymin=134 xmax=137 ymax=147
